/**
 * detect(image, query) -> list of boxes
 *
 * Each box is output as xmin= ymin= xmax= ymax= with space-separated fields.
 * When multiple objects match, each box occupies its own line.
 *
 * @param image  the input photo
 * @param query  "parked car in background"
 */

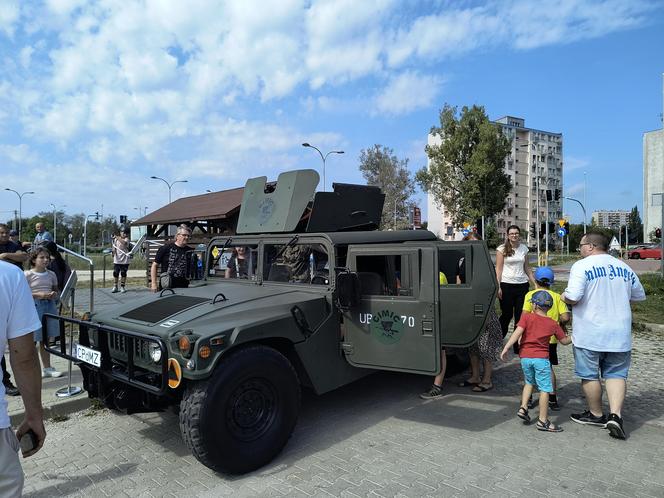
xmin=628 ymin=245 xmax=662 ymax=259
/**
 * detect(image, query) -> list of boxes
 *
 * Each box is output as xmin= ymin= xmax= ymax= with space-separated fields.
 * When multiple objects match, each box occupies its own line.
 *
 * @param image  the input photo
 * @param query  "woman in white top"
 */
xmin=495 ymin=225 xmax=535 ymax=346
xmin=24 ymin=247 xmax=62 ymax=378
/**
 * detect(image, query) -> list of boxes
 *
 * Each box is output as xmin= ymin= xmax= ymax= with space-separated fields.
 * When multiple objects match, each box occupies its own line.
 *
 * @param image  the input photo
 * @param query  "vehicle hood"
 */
xmin=91 ymin=282 xmax=327 ymax=335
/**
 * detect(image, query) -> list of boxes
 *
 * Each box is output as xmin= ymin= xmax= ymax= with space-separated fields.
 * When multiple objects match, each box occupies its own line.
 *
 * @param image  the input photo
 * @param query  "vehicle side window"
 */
xmin=356 ymin=254 xmax=405 ymax=296
xmin=263 ymin=243 xmax=329 ymax=285
xmin=438 ymin=249 xmax=466 ymax=285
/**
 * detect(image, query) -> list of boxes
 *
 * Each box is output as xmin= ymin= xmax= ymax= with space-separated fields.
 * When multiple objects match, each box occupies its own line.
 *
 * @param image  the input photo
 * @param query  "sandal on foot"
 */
xmin=517 ymin=406 xmax=530 ymax=423
xmin=472 ymin=383 xmax=493 ymax=392
xmin=536 ymin=419 xmax=563 ymax=432
xmin=458 ymin=380 xmax=479 ymax=387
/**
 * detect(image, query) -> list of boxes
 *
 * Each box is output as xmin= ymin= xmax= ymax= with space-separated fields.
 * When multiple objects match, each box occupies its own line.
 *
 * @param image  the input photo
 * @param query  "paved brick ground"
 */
xmin=19 ymin=327 xmax=664 ymax=497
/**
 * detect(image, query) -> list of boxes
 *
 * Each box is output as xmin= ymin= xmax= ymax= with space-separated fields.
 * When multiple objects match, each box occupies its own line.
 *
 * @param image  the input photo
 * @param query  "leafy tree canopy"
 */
xmin=359 ymin=145 xmax=416 ymax=230
xmin=416 ymin=104 xmax=512 ymax=227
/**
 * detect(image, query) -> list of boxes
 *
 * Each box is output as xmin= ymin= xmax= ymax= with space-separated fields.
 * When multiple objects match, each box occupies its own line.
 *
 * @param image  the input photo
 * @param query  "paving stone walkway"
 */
xmin=19 ymin=326 xmax=664 ymax=497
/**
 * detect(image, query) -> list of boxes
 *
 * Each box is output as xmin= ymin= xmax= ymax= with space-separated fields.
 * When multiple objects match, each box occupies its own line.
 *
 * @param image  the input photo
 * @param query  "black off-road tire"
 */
xmin=179 ymin=345 xmax=300 ymax=474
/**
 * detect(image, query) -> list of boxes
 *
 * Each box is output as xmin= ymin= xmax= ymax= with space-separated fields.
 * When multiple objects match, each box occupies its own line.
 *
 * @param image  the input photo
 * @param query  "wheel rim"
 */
xmin=226 ymin=378 xmax=277 ymax=442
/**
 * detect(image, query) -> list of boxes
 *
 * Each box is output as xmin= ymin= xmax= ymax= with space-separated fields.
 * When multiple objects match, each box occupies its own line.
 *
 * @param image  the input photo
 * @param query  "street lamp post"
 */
xmin=150 ymin=176 xmax=188 ymax=204
xmin=301 ymin=143 xmax=344 ymax=192
xmin=4 ymin=188 xmax=34 ymax=240
xmin=563 ymin=197 xmax=587 ymax=234
xmin=83 ymin=213 xmax=100 ymax=257
xmin=50 ymin=203 xmax=66 ymax=244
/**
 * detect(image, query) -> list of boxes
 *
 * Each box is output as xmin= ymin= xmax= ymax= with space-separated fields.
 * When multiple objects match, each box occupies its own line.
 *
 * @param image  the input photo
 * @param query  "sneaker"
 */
xmin=419 ymin=384 xmax=443 ymax=400
xmin=606 ymin=413 xmax=626 ymax=439
xmin=111 ymin=286 xmax=119 ymax=293
xmin=42 ymin=367 xmax=63 ymax=378
xmin=3 ymin=382 xmax=19 ymax=396
xmin=570 ymin=410 xmax=607 ymax=427
xmin=120 ymin=286 xmax=126 ymax=293
xmin=549 ymin=399 xmax=561 ymax=411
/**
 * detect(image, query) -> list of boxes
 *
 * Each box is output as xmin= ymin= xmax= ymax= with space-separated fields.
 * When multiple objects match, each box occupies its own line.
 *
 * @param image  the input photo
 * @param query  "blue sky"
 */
xmin=1 ymin=0 xmax=663 ymax=225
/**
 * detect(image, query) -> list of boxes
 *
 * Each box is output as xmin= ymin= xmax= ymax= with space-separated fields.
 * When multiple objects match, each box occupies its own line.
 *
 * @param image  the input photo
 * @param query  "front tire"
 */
xmin=179 ymin=345 xmax=300 ymax=474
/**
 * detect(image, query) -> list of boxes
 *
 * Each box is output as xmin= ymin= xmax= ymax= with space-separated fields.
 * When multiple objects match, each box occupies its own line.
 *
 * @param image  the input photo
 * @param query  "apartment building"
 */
xmin=591 ymin=210 xmax=629 ymax=228
xmin=643 ymin=75 xmax=664 ymax=239
xmin=427 ymin=116 xmax=563 ymax=246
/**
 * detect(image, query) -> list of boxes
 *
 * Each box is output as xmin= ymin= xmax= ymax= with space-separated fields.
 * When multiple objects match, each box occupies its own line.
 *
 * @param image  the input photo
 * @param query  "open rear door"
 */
xmin=437 ymin=241 xmax=497 ymax=347
xmin=340 ymin=244 xmax=440 ymax=375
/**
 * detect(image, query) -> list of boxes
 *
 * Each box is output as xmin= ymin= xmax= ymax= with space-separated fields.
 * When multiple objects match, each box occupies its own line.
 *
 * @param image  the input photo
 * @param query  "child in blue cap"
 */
xmin=501 ymin=290 xmax=572 ymax=432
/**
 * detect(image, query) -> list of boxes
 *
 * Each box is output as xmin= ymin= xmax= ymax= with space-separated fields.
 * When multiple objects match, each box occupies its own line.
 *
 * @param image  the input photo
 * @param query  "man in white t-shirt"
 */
xmin=561 ymin=232 xmax=646 ymax=440
xmin=0 ymin=261 xmax=46 ymax=496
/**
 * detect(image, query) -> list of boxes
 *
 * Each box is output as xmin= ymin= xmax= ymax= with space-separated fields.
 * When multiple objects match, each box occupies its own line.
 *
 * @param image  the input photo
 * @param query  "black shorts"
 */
xmin=113 ymin=264 xmax=129 ymax=277
xmin=549 ymin=343 xmax=559 ymax=366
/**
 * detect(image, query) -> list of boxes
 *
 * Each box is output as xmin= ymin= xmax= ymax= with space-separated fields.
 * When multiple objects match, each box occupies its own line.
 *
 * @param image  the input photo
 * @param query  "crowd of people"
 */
xmin=0 ymin=220 xmax=649 ymax=494
xmin=421 ymin=226 xmax=646 ymax=439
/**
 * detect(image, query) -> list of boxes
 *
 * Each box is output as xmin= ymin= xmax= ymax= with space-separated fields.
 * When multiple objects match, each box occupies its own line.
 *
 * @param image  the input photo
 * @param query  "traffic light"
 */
xmin=530 ymin=223 xmax=536 ymax=239
xmin=119 ymin=215 xmax=127 ymax=224
xmin=545 ymin=190 xmax=553 ymax=202
xmin=656 ymin=228 xmax=662 ymax=238
xmin=540 ymin=223 xmax=546 ymax=236
xmin=554 ymin=189 xmax=561 ymax=201
xmin=564 ymin=222 xmax=570 ymax=233
xmin=549 ymin=222 xmax=556 ymax=234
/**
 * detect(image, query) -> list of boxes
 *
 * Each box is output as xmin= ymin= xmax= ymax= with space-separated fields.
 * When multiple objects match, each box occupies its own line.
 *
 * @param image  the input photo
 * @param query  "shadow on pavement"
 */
xmin=26 ymin=463 xmax=138 ymax=497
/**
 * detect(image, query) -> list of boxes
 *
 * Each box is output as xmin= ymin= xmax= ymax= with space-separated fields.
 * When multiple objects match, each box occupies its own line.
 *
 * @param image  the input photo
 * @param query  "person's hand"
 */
xmin=16 ymin=418 xmax=46 ymax=457
xmin=500 ymin=348 xmax=508 ymax=361
xmin=497 ymin=288 xmax=503 ymax=300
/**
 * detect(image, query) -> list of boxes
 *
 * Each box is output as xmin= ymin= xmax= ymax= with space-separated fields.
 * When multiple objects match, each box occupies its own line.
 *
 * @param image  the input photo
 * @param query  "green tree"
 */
xmin=358 ymin=145 xmax=416 ymax=230
xmin=627 ymin=205 xmax=643 ymax=244
xmin=416 ymin=104 xmax=512 ymax=227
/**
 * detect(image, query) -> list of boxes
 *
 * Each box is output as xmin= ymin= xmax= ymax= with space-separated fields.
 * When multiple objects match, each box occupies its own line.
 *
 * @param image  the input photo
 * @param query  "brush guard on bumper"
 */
xmin=43 ymin=313 xmax=169 ymax=396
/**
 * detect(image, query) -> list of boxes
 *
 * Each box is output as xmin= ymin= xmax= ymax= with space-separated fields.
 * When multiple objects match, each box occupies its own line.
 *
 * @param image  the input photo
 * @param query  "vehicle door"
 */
xmin=436 ymin=241 xmax=497 ymax=347
xmin=341 ymin=244 xmax=440 ymax=374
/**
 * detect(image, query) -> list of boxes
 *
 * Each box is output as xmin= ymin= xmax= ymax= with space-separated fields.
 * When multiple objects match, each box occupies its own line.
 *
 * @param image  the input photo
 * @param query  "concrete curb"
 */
xmin=634 ymin=322 xmax=664 ymax=333
xmin=10 ymin=395 xmax=91 ymax=427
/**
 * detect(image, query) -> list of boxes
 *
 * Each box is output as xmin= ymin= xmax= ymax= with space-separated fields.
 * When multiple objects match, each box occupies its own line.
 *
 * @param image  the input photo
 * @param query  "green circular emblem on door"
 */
xmin=370 ymin=309 xmax=404 ymax=345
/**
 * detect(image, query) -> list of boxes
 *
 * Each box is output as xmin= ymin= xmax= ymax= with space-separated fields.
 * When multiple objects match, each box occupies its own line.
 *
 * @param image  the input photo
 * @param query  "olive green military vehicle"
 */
xmin=45 ymin=169 xmax=497 ymax=474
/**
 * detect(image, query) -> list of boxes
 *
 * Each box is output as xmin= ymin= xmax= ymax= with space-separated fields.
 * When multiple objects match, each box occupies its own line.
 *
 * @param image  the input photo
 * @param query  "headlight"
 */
xmin=149 ymin=343 xmax=162 ymax=363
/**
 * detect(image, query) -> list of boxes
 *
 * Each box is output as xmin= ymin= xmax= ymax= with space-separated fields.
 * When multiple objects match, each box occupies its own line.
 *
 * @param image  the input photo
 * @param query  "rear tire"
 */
xmin=631 ymin=253 xmax=640 ymax=259
xmin=179 ymin=345 xmax=300 ymax=474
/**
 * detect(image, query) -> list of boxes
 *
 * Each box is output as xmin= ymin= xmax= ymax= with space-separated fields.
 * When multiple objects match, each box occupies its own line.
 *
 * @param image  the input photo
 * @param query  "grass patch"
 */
xmin=632 ymin=273 xmax=664 ymax=325
xmin=546 ymin=254 xmax=582 ymax=266
xmin=83 ymin=398 xmax=108 ymax=417
xmin=50 ymin=413 xmax=70 ymax=422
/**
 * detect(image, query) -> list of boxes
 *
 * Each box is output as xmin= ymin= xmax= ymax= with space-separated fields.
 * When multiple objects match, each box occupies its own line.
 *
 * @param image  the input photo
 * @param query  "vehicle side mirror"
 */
xmin=335 ymin=270 xmax=360 ymax=310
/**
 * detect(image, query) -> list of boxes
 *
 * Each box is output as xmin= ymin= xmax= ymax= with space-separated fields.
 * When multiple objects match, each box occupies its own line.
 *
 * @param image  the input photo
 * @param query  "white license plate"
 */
xmin=75 ymin=344 xmax=101 ymax=367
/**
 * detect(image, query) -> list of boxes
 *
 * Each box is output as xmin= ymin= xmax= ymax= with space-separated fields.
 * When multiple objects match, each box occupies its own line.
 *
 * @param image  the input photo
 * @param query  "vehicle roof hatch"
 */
xmin=237 ymin=169 xmax=319 ymax=234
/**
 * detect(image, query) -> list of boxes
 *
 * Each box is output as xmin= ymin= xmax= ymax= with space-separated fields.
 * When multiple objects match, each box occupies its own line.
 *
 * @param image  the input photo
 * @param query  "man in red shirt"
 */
xmin=501 ymin=291 xmax=572 ymax=432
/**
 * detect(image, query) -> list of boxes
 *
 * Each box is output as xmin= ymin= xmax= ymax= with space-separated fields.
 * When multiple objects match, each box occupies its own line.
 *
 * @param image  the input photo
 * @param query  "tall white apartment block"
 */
xmin=591 ymin=210 xmax=629 ymax=228
xmin=643 ymin=74 xmax=664 ymax=240
xmin=426 ymin=116 xmax=563 ymax=246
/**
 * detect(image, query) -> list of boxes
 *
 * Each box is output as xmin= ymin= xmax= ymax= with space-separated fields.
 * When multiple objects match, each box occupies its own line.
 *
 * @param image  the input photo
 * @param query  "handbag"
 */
xmin=159 ymin=272 xmax=172 ymax=290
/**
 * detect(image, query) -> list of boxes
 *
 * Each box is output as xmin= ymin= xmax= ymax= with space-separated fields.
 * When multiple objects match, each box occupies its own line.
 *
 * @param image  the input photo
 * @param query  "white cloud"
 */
xmin=564 ymin=156 xmax=590 ymax=172
xmin=374 ymin=72 xmax=442 ymax=115
xmin=0 ymin=1 xmax=19 ymax=38
xmin=0 ymin=143 xmax=39 ymax=165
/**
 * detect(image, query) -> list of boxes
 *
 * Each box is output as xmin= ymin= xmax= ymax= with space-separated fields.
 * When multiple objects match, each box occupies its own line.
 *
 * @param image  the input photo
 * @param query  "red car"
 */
xmin=628 ymin=245 xmax=662 ymax=260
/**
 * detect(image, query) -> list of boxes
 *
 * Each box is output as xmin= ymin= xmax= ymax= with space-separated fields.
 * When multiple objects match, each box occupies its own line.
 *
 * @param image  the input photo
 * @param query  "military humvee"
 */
xmin=46 ymin=170 xmax=497 ymax=474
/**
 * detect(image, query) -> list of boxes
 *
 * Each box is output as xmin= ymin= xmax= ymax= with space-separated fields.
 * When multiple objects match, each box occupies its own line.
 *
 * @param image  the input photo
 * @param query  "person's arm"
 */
xmin=150 ymin=261 xmax=159 ymax=292
xmin=495 ymin=249 xmax=504 ymax=300
xmin=553 ymin=324 xmax=571 ymax=345
xmin=561 ymin=262 xmax=584 ymax=305
xmin=523 ymin=248 xmax=535 ymax=287
xmin=0 ymin=250 xmax=28 ymax=263
xmin=500 ymin=326 xmax=525 ymax=360
xmin=9 ymin=333 xmax=45 ymax=457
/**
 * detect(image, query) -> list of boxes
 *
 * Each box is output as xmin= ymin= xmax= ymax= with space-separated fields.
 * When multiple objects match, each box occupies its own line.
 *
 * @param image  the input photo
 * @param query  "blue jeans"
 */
xmin=573 ymin=346 xmax=631 ymax=380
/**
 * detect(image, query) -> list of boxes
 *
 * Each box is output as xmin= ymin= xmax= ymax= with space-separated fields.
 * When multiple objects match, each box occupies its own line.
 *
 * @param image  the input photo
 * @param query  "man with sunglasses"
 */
xmin=151 ymin=225 xmax=194 ymax=292
xmin=562 ymin=232 xmax=645 ymax=439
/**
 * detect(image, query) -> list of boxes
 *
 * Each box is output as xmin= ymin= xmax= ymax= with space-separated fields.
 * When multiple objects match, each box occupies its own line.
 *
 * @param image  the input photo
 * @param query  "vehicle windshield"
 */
xmin=207 ymin=243 xmax=259 ymax=280
xmin=263 ymin=242 xmax=329 ymax=285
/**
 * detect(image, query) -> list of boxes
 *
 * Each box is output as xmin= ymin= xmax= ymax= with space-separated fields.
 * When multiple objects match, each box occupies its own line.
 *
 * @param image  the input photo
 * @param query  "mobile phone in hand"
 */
xmin=19 ymin=429 xmax=38 ymax=454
